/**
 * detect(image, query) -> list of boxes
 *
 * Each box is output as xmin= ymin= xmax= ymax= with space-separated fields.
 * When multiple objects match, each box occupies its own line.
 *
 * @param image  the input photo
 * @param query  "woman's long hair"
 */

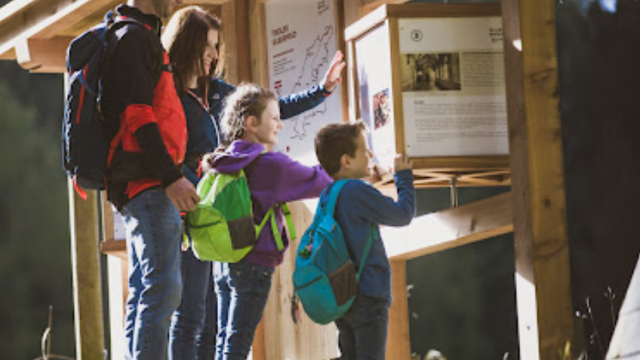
xmin=162 ymin=6 xmax=223 ymax=96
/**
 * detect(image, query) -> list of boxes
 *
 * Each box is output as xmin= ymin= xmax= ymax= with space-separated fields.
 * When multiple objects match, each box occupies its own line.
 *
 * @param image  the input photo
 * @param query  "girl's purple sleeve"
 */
xmin=267 ymin=152 xmax=332 ymax=203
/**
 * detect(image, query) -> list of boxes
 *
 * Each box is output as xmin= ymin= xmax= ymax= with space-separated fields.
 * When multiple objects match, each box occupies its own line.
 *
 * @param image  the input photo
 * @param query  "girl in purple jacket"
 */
xmin=203 ymin=84 xmax=332 ymax=360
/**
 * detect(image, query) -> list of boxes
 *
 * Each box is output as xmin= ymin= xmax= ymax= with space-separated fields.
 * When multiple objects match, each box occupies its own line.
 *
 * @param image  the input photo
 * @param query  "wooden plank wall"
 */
xmin=260 ymin=201 xmax=340 ymax=360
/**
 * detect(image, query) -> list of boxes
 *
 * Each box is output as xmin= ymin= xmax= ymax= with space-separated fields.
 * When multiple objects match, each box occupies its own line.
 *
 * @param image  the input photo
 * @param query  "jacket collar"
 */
xmin=116 ymin=4 xmax=163 ymax=36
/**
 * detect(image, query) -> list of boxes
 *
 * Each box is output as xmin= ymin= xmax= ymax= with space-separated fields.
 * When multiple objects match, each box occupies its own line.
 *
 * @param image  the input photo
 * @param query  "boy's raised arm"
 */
xmin=351 ymin=169 xmax=415 ymax=227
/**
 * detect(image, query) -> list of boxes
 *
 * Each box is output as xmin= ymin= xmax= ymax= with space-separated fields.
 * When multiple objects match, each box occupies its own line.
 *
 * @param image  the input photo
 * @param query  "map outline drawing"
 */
xmin=279 ymin=25 xmax=335 ymax=141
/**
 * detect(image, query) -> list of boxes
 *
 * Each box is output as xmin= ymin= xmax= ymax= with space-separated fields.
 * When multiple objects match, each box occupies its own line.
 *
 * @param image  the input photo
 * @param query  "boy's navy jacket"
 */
xmin=320 ymin=170 xmax=415 ymax=303
xmin=182 ymin=77 xmax=332 ymax=185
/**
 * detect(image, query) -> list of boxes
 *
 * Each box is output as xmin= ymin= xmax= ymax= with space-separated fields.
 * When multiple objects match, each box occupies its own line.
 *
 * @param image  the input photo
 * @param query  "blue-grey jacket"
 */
xmin=182 ymin=78 xmax=332 ymax=184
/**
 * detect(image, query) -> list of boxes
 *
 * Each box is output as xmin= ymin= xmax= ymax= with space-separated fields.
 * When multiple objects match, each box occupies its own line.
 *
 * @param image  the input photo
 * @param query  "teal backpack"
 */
xmin=292 ymin=179 xmax=378 ymax=325
xmin=186 ymin=167 xmax=296 ymax=263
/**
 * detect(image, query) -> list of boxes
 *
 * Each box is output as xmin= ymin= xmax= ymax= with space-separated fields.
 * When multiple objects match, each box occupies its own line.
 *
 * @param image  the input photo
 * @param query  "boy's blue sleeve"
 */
xmin=278 ymin=85 xmax=332 ymax=120
xmin=349 ymin=170 xmax=416 ymax=227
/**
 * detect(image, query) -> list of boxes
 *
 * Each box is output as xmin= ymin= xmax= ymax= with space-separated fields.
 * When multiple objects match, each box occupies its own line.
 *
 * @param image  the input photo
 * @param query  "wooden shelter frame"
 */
xmin=0 ymin=0 xmax=575 ymax=359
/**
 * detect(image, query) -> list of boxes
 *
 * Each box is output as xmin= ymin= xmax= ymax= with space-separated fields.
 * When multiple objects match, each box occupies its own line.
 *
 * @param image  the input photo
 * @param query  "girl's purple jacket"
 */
xmin=207 ymin=140 xmax=331 ymax=268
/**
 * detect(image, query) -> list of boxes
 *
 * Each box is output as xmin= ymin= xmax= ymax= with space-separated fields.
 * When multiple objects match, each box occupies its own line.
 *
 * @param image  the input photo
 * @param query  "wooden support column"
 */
xmin=248 ymin=0 xmax=268 ymax=86
xmin=67 ymin=180 xmax=105 ymax=360
xmin=501 ymin=0 xmax=575 ymax=358
xmin=343 ymin=0 xmax=361 ymax=28
xmin=225 ymin=0 xmax=251 ymax=83
xmin=387 ymin=260 xmax=411 ymax=360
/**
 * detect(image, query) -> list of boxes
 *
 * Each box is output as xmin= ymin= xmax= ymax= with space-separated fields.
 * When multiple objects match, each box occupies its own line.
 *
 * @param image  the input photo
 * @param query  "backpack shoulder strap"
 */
xmin=356 ymin=224 xmax=379 ymax=281
xmin=324 ymin=179 xmax=350 ymax=217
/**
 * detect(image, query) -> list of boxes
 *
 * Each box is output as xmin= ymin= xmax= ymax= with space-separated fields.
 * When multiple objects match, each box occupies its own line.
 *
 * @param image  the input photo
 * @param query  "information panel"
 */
xmin=399 ymin=17 xmax=508 ymax=157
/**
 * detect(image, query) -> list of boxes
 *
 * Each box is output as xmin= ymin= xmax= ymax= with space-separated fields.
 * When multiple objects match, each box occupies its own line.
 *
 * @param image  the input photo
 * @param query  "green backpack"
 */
xmin=185 ymin=168 xmax=296 ymax=263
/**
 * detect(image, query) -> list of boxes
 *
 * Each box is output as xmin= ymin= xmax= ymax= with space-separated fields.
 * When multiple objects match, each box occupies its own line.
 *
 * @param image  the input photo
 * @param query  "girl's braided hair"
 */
xmin=220 ymin=83 xmax=278 ymax=144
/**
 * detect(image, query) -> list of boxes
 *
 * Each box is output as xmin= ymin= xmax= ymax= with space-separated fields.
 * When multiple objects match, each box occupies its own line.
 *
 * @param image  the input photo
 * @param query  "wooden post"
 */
xmin=501 ymin=0 xmax=575 ymax=358
xmin=387 ymin=260 xmax=411 ymax=360
xmin=230 ymin=0 xmax=252 ymax=83
xmin=67 ymin=181 xmax=105 ymax=360
xmin=248 ymin=0 xmax=268 ymax=86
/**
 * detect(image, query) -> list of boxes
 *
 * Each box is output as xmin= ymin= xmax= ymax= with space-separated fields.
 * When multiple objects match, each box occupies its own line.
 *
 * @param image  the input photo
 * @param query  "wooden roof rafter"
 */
xmin=0 ymin=0 xmax=233 ymax=73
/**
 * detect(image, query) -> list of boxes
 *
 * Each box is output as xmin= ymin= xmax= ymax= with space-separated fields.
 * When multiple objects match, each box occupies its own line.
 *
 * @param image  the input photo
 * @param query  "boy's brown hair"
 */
xmin=315 ymin=121 xmax=367 ymax=177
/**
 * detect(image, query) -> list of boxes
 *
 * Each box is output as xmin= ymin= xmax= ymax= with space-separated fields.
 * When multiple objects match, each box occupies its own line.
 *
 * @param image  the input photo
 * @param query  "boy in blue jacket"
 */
xmin=314 ymin=121 xmax=416 ymax=360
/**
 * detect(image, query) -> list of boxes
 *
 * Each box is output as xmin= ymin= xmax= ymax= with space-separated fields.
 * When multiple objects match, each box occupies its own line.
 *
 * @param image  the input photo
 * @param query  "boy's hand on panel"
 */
xmin=394 ymin=154 xmax=413 ymax=173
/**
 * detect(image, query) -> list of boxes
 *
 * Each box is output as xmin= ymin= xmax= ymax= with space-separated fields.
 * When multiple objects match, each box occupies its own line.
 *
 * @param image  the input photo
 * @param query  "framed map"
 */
xmin=265 ymin=0 xmax=344 ymax=165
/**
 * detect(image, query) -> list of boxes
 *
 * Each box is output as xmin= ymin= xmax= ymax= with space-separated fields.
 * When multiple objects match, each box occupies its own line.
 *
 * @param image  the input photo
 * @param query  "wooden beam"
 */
xmin=501 ymin=0 xmax=575 ymax=358
xmin=382 ymin=192 xmax=513 ymax=261
xmin=0 ymin=0 xmax=40 ymax=27
xmin=361 ymin=0 xmax=408 ymax=17
xmin=106 ymin=255 xmax=127 ymax=360
xmin=387 ymin=260 xmax=411 ymax=360
xmin=220 ymin=1 xmax=238 ymax=84
xmin=184 ymin=0 xmax=233 ymax=4
xmin=343 ymin=0 xmax=361 ymax=28
xmin=26 ymin=0 xmax=120 ymax=40
xmin=0 ymin=0 xmax=118 ymax=58
xmin=248 ymin=0 xmax=268 ymax=86
xmin=250 ymin=319 xmax=266 ymax=360
xmin=101 ymin=191 xmax=114 ymax=243
xmin=15 ymin=36 xmax=71 ymax=73
xmin=234 ymin=0 xmax=252 ymax=83
xmin=67 ymin=179 xmax=105 ymax=360
xmin=335 ymin=0 xmax=349 ymax=123
xmin=100 ymin=240 xmax=127 ymax=261
xmin=0 ymin=47 xmax=16 ymax=60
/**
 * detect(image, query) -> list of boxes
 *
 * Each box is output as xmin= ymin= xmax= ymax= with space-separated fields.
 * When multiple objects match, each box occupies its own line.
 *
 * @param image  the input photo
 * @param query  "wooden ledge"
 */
xmin=382 ymin=192 xmax=513 ymax=260
xmin=101 ymin=240 xmax=126 ymax=261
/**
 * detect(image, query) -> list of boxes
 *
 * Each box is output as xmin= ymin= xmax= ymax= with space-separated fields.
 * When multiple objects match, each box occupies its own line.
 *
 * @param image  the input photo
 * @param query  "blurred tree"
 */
xmin=0 ymin=77 xmax=73 ymax=359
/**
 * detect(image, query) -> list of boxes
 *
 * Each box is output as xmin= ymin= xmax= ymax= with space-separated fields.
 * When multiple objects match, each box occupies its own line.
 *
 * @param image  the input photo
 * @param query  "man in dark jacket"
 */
xmin=100 ymin=1 xmax=198 ymax=359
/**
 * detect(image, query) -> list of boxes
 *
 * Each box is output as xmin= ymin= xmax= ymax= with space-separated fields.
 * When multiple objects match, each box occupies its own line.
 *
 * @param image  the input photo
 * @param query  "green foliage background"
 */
xmin=0 ymin=58 xmax=74 ymax=358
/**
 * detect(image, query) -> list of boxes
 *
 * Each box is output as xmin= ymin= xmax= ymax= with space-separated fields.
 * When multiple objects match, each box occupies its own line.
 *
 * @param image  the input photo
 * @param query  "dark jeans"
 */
xmin=121 ymin=188 xmax=183 ymax=360
xmin=170 ymin=248 xmax=216 ymax=360
xmin=335 ymin=295 xmax=390 ymax=360
xmin=213 ymin=262 xmax=274 ymax=360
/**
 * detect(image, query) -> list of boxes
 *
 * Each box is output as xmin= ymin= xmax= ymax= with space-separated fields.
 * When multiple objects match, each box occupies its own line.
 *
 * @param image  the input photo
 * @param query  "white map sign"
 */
xmin=265 ymin=0 xmax=343 ymax=165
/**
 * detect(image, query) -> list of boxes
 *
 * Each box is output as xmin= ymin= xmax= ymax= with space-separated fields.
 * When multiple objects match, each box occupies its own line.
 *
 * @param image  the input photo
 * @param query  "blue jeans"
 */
xmin=121 ymin=188 xmax=183 ymax=360
xmin=213 ymin=262 xmax=274 ymax=360
xmin=335 ymin=295 xmax=390 ymax=360
xmin=170 ymin=248 xmax=217 ymax=359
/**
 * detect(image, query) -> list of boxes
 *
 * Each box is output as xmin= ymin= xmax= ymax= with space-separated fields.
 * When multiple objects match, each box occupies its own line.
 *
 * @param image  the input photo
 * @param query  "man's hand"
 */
xmin=394 ymin=154 xmax=413 ymax=173
xmin=322 ymin=51 xmax=346 ymax=93
xmin=166 ymin=177 xmax=200 ymax=212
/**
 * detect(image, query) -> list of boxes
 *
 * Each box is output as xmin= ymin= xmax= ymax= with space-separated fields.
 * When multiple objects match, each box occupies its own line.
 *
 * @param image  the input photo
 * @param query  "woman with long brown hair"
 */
xmin=161 ymin=6 xmax=345 ymax=359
